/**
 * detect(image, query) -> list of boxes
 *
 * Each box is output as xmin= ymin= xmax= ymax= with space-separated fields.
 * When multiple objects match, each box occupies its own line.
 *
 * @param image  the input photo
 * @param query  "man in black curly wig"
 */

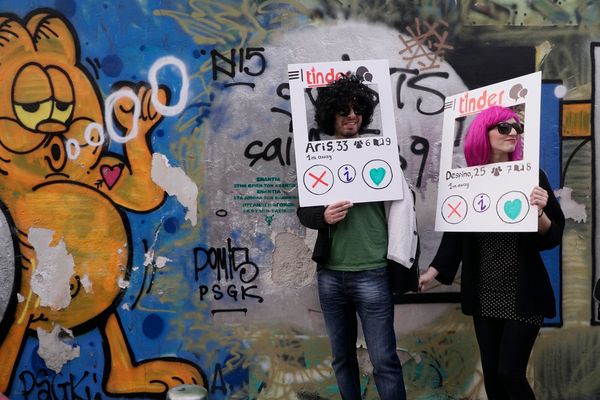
xmin=314 ymin=74 xmax=376 ymax=139
xmin=298 ymin=74 xmax=407 ymax=400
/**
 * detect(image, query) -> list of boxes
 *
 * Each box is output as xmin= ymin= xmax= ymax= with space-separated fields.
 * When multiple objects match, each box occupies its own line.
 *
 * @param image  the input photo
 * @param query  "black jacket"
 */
xmin=297 ymin=203 xmax=419 ymax=296
xmin=431 ymin=170 xmax=565 ymax=318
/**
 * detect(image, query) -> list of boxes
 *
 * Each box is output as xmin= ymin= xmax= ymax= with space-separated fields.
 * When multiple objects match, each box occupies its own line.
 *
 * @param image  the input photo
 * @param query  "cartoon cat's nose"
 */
xmin=37 ymin=121 xmax=67 ymax=134
xmin=44 ymin=134 xmax=67 ymax=172
xmin=51 ymin=143 xmax=62 ymax=161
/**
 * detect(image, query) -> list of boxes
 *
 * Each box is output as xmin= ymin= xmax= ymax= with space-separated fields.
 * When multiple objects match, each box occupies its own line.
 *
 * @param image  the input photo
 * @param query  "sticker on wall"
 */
xmin=288 ymin=59 xmax=405 ymax=206
xmin=435 ymin=72 xmax=541 ymax=232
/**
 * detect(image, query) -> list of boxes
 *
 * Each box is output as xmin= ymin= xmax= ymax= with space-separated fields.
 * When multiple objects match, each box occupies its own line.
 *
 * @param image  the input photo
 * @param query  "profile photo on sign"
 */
xmin=452 ymin=104 xmax=526 ymax=170
xmin=306 ymin=74 xmax=382 ymax=142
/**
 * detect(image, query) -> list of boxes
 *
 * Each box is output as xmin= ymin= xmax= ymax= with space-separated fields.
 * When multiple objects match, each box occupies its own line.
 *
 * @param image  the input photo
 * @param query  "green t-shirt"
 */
xmin=324 ymin=202 xmax=388 ymax=271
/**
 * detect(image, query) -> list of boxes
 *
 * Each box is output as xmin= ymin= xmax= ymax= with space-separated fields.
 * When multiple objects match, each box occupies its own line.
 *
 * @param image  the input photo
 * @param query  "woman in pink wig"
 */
xmin=420 ymin=106 xmax=564 ymax=399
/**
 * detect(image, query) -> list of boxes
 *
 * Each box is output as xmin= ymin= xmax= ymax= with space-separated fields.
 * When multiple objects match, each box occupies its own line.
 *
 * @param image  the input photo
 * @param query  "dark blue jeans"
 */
xmin=317 ymin=267 xmax=406 ymax=400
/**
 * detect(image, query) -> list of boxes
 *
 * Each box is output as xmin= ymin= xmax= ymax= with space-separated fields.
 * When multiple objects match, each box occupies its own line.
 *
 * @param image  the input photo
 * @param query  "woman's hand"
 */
xmin=324 ymin=200 xmax=353 ymax=225
xmin=529 ymin=186 xmax=548 ymax=211
xmin=418 ymin=266 xmax=439 ymax=292
xmin=530 ymin=186 xmax=551 ymax=234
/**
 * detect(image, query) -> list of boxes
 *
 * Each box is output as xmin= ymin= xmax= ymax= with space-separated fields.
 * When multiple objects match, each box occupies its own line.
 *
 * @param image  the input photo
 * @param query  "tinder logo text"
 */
xmin=458 ymin=89 xmax=505 ymax=114
xmin=306 ymin=67 xmax=346 ymax=87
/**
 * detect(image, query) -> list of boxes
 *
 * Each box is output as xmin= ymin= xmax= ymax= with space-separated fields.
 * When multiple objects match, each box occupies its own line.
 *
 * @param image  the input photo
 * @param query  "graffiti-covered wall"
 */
xmin=0 ymin=1 xmax=598 ymax=399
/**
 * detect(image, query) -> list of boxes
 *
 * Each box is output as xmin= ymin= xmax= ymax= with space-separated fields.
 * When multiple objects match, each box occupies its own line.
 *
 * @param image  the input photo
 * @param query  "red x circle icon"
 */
xmin=442 ymin=195 xmax=468 ymax=224
xmin=303 ymin=165 xmax=334 ymax=195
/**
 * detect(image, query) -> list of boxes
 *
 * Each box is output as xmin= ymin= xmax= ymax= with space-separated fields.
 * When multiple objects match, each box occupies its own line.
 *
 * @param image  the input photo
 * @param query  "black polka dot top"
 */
xmin=476 ymin=232 xmax=543 ymax=326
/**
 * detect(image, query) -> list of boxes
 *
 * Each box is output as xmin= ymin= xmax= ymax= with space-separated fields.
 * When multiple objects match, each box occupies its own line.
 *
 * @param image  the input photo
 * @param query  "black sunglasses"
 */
xmin=338 ymin=104 xmax=365 ymax=116
xmin=492 ymin=122 xmax=523 ymax=135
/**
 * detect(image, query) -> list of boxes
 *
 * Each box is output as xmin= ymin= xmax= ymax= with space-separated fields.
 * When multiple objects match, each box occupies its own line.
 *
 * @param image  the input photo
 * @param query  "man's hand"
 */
xmin=324 ymin=201 xmax=353 ymax=225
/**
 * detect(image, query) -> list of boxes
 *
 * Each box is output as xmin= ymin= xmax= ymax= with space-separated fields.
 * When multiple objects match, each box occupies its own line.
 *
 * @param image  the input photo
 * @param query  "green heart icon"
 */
xmin=370 ymin=168 xmax=386 ymax=186
xmin=503 ymin=199 xmax=522 ymax=220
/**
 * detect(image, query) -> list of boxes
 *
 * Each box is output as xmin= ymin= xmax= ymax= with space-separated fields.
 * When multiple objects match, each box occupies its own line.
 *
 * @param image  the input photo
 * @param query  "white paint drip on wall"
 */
xmin=144 ymin=249 xmax=155 ymax=267
xmin=80 ymin=274 xmax=93 ymax=293
xmin=28 ymin=228 xmax=75 ymax=310
xmin=155 ymin=256 xmax=171 ymax=269
xmin=144 ymin=248 xmax=171 ymax=269
xmin=141 ymin=223 xmax=170 ymax=271
xmin=118 ymin=277 xmax=130 ymax=289
xmin=555 ymin=187 xmax=587 ymax=223
xmin=151 ymin=153 xmax=198 ymax=226
xmin=37 ymin=325 xmax=80 ymax=373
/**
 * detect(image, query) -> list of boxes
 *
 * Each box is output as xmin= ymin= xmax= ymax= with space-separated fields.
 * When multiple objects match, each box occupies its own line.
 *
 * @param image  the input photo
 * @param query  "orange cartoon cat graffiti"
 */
xmin=0 ymin=10 xmax=205 ymax=394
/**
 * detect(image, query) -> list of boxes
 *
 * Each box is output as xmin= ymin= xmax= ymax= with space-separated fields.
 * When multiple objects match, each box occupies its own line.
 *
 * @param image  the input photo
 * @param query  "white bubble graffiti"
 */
xmin=66 ymin=139 xmax=80 ymax=160
xmin=104 ymin=88 xmax=141 ymax=144
xmin=69 ymin=56 xmax=189 ymax=159
xmin=148 ymin=56 xmax=190 ymax=116
xmin=66 ymin=122 xmax=106 ymax=160
xmin=84 ymin=122 xmax=105 ymax=147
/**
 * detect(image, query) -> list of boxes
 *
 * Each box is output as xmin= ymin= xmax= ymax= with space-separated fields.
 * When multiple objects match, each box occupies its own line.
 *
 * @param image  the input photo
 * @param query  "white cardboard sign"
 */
xmin=288 ymin=59 xmax=404 ymax=207
xmin=435 ymin=72 xmax=541 ymax=232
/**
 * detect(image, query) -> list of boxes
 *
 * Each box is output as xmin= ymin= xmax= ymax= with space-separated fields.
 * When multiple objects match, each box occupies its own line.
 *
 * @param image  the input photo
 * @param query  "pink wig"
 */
xmin=463 ymin=105 xmax=523 ymax=167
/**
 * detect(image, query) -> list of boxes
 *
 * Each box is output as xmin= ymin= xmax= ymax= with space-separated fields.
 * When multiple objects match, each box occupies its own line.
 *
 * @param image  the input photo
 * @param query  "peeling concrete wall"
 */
xmin=28 ymin=228 xmax=75 ymax=311
xmin=0 ymin=1 xmax=598 ymax=399
xmin=0 ymin=209 xmax=15 ymax=324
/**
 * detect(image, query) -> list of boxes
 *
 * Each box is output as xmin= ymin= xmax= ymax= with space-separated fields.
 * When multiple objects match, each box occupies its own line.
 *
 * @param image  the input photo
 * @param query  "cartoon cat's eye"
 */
xmin=14 ymin=99 xmax=52 ymax=130
xmin=51 ymin=100 xmax=74 ymax=123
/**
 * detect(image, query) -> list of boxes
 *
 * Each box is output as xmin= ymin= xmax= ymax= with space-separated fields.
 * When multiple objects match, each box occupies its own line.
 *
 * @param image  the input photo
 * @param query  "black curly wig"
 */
xmin=314 ymin=74 xmax=376 ymax=137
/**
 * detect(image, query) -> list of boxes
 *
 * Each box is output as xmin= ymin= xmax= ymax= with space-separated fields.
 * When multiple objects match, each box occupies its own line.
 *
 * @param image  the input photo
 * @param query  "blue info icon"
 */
xmin=473 ymin=193 xmax=491 ymax=213
xmin=338 ymin=164 xmax=356 ymax=183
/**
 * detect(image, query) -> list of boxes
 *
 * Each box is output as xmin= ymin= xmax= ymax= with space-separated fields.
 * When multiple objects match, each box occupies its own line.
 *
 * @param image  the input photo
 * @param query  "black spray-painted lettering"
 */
xmin=19 ymin=369 xmax=101 ymax=400
xmin=193 ymin=238 xmax=263 ymax=304
xmin=399 ymin=135 xmax=431 ymax=188
xmin=211 ymin=47 xmax=266 ymax=81
xmin=244 ymin=137 xmax=292 ymax=167
xmin=390 ymin=68 xmax=448 ymax=115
